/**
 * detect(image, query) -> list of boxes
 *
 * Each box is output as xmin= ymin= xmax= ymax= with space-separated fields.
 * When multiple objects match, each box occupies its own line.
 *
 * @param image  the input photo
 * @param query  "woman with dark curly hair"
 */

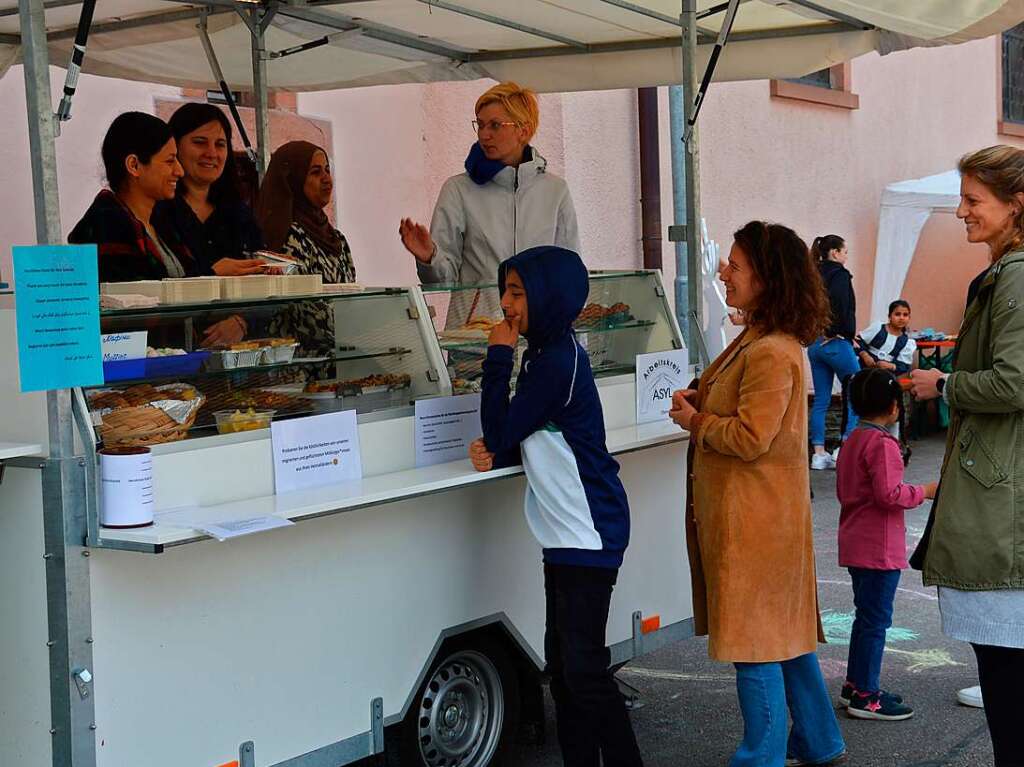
xmin=670 ymin=221 xmax=845 ymax=767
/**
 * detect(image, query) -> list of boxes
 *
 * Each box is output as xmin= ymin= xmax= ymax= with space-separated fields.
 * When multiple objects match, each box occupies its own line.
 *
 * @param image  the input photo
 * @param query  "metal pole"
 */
xmin=679 ymin=0 xmax=703 ymax=365
xmin=20 ymin=7 xmax=96 ymax=767
xmin=668 ymin=86 xmax=690 ymax=356
xmin=249 ymin=8 xmax=270 ymax=179
xmin=19 ymin=0 xmax=75 ymax=460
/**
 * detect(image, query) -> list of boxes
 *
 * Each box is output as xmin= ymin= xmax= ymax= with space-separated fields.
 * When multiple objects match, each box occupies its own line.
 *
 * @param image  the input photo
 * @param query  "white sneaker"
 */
xmin=956 ymin=685 xmax=983 ymax=708
xmin=810 ymin=452 xmax=836 ymax=471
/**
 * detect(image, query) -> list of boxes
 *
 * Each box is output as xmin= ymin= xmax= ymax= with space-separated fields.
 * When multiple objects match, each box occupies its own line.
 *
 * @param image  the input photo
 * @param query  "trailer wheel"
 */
xmin=402 ymin=638 xmax=520 ymax=767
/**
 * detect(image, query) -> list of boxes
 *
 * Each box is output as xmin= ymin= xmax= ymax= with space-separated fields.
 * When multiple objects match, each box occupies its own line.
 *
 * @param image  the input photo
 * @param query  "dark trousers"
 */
xmin=845 ymin=567 xmax=901 ymax=693
xmin=543 ymin=563 xmax=643 ymax=767
xmin=973 ymin=643 xmax=1024 ymax=767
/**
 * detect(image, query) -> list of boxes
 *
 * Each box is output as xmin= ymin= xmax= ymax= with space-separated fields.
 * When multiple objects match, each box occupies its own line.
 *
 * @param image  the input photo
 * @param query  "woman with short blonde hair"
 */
xmin=911 ymin=144 xmax=1024 ymax=767
xmin=398 ymin=81 xmax=579 ymax=306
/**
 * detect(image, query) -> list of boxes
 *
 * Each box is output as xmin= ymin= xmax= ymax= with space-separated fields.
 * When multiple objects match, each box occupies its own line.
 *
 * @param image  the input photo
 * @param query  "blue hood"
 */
xmin=464 ymin=142 xmax=534 ymax=185
xmin=499 ymin=246 xmax=588 ymax=346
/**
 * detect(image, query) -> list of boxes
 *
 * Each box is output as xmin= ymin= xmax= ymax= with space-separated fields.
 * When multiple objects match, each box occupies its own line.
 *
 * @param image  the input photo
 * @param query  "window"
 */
xmin=207 ymin=89 xmax=244 ymax=106
xmin=770 ymin=63 xmax=859 ymax=110
xmin=999 ymin=23 xmax=1024 ymax=136
xmin=787 ymin=68 xmax=832 ymax=89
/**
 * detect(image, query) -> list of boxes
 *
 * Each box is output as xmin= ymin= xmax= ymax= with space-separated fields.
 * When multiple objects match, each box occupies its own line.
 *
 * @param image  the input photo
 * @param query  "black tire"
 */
xmin=400 ymin=636 xmax=521 ymax=767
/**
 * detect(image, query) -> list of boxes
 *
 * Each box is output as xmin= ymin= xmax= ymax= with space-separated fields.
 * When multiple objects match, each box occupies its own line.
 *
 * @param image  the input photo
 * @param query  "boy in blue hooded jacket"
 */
xmin=469 ymin=246 xmax=642 ymax=767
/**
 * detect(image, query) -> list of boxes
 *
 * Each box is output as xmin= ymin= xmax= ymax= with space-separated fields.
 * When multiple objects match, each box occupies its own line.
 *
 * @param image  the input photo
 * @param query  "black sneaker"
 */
xmin=847 ymin=691 xmax=914 ymax=721
xmin=839 ymin=683 xmax=903 ymax=708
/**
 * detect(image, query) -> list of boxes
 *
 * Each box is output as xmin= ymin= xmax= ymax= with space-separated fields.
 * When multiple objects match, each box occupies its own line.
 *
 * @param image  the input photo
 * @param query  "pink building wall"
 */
xmin=1 ymin=36 xmax=1021 ymax=339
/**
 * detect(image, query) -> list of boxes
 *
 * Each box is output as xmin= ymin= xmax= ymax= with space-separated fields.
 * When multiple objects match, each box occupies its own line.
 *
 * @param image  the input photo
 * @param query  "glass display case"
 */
xmin=82 ymin=287 xmax=446 ymax=448
xmin=422 ymin=270 xmax=682 ymax=394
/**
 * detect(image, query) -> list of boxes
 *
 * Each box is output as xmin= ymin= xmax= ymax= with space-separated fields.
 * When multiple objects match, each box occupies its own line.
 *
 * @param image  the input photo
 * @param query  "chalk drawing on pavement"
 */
xmin=820 ymin=610 xmax=919 ymax=645
xmin=884 ymin=647 xmax=966 ymax=673
xmin=619 ymin=667 xmax=733 ymax=683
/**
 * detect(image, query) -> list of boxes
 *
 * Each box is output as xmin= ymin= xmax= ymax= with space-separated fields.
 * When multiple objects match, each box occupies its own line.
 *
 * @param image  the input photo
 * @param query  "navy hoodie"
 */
xmin=480 ymin=246 xmax=630 ymax=569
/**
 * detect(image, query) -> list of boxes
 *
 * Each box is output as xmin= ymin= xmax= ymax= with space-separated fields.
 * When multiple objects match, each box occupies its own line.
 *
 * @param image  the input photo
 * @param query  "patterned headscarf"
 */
xmin=256 ymin=140 xmax=344 ymax=255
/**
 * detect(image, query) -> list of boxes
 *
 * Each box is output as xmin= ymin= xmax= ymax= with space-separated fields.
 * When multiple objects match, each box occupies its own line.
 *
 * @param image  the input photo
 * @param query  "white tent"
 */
xmin=1 ymin=1 xmax=1023 ymax=93
xmin=870 ymin=169 xmax=961 ymax=322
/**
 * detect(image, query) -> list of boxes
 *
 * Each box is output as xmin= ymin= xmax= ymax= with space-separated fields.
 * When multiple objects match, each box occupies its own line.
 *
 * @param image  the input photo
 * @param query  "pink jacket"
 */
xmin=836 ymin=425 xmax=925 ymax=570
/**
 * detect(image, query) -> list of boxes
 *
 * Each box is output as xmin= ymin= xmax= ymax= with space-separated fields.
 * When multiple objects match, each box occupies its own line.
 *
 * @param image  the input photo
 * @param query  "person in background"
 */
xmin=857 ymin=300 xmax=916 ymax=376
xmin=157 ymin=102 xmax=264 ymax=278
xmin=256 ymin=140 xmax=355 ymax=357
xmin=808 ymin=234 xmax=859 ymax=470
xmin=669 ymin=221 xmax=845 ymax=767
xmin=156 ymin=102 xmax=266 ymax=347
xmin=911 ymin=145 xmax=1024 ymax=767
xmin=469 ymin=246 xmax=643 ymax=767
xmin=69 ymin=111 xmax=194 ymax=282
xmin=399 ymin=82 xmax=579 ymax=320
xmin=836 ymin=368 xmax=936 ymax=722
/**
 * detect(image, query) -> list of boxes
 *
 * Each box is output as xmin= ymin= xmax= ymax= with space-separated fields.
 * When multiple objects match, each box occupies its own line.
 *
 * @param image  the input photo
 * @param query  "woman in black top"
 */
xmin=156 ymin=102 xmax=264 ymax=274
xmin=155 ymin=102 xmax=266 ymax=345
xmin=808 ymin=234 xmax=860 ymax=469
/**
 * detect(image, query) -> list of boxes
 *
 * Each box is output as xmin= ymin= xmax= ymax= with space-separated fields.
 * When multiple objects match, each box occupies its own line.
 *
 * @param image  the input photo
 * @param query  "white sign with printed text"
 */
xmin=635 ymin=349 xmax=690 ymax=424
xmin=414 ymin=393 xmax=482 ymax=467
xmin=271 ymin=410 xmax=362 ymax=494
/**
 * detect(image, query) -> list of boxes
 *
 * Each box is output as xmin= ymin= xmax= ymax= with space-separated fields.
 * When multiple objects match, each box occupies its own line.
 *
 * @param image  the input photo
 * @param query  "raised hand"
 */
xmin=399 ymin=218 xmax=436 ymax=264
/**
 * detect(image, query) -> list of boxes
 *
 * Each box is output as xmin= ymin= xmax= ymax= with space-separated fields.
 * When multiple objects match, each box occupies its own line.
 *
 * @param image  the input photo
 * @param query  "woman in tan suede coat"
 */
xmin=671 ymin=221 xmax=845 ymax=767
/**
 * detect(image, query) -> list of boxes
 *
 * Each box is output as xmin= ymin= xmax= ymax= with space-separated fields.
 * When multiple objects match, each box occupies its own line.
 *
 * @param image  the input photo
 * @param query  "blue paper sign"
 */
xmin=13 ymin=244 xmax=103 ymax=392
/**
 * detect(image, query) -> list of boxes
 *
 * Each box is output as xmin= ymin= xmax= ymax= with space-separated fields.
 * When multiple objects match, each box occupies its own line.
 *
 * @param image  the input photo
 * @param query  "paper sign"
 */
xmin=415 ymin=394 xmax=482 ymax=467
xmin=271 ymin=410 xmax=362 ymax=494
xmin=101 ymin=330 xmax=148 ymax=361
xmin=13 ymin=244 xmax=103 ymax=392
xmin=195 ymin=516 xmax=294 ymax=541
xmin=635 ymin=349 xmax=690 ymax=424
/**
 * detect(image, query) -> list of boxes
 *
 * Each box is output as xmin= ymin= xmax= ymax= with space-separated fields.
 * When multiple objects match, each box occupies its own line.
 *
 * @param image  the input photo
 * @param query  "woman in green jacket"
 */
xmin=912 ymin=145 xmax=1024 ymax=767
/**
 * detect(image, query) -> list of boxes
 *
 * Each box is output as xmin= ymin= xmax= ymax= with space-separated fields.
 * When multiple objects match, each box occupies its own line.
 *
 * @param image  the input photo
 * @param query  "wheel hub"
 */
xmin=416 ymin=651 xmax=505 ymax=767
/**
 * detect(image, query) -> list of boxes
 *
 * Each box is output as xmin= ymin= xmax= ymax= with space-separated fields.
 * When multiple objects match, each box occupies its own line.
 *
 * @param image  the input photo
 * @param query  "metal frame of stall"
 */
xmin=6 ymin=1 xmax=882 ymax=765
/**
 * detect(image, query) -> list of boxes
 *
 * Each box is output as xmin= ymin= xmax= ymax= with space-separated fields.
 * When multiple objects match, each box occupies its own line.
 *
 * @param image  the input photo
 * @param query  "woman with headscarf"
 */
xmin=256 ymin=141 xmax=355 ymax=357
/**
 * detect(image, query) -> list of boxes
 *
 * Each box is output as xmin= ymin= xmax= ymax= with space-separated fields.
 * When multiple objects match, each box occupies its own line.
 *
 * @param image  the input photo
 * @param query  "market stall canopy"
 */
xmin=0 ymin=1 xmax=1023 ymax=92
xmin=870 ymin=169 xmax=961 ymax=322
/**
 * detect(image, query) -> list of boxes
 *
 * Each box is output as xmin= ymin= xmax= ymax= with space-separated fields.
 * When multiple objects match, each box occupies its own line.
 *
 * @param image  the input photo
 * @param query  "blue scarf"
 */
xmin=464 ymin=142 xmax=533 ymax=185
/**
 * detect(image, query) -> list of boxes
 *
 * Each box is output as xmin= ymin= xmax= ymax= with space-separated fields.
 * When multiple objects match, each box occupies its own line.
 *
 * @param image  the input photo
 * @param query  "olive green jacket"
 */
xmin=924 ymin=249 xmax=1024 ymax=589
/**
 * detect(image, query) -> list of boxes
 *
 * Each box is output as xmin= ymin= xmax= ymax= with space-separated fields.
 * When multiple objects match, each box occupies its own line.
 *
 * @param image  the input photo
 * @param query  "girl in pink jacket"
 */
xmin=836 ymin=369 xmax=937 ymax=721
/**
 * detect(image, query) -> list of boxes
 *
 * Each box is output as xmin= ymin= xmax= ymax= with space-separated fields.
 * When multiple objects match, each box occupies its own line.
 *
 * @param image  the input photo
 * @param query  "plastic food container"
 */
xmin=100 ymin=280 xmax=164 ymax=300
xmin=221 ymin=275 xmax=275 ymax=300
xmin=273 ymin=274 xmax=323 ymax=296
xmin=213 ymin=409 xmax=276 ymax=434
xmin=206 ymin=347 xmax=267 ymax=370
xmin=263 ymin=343 xmax=299 ymax=364
xmin=162 ymin=277 xmax=222 ymax=304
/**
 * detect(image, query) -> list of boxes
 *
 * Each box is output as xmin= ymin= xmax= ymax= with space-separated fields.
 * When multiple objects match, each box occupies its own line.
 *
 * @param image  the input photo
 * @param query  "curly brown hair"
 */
xmin=733 ymin=221 xmax=831 ymax=346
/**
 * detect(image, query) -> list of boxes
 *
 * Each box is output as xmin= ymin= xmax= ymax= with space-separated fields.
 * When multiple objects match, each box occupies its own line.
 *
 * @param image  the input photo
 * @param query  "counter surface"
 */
xmin=101 ymin=420 xmax=687 ymax=551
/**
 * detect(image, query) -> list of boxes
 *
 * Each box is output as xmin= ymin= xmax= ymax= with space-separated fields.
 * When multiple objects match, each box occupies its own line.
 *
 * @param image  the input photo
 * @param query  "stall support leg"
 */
xmin=248 ymin=8 xmax=272 ymax=179
xmin=42 ymin=459 xmax=96 ymax=767
xmin=669 ymin=0 xmax=704 ymax=367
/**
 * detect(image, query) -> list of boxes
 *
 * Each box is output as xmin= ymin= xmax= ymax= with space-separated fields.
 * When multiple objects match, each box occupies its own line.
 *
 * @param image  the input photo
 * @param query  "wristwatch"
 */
xmin=936 ymin=375 xmax=947 ymax=395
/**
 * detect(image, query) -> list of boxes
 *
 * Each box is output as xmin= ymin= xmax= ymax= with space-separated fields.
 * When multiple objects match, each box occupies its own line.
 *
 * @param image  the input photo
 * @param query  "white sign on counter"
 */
xmin=415 ymin=393 xmax=482 ymax=467
xmin=101 ymin=330 xmax=148 ymax=361
xmin=271 ymin=410 xmax=362 ymax=494
xmin=635 ymin=349 xmax=690 ymax=424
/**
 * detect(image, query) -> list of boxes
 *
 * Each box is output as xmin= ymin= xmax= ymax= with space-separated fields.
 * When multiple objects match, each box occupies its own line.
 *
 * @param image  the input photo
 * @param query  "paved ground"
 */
xmin=505 ymin=433 xmax=994 ymax=767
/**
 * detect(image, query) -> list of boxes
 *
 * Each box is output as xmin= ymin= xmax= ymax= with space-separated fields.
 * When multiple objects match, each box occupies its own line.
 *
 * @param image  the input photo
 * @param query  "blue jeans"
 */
xmin=846 ymin=567 xmax=901 ymax=694
xmin=732 ymin=652 xmax=845 ymax=767
xmin=808 ymin=337 xmax=860 ymax=446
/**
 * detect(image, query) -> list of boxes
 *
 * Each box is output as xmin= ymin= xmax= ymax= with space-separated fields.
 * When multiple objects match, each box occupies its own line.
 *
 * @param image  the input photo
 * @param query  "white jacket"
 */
xmin=417 ymin=148 xmax=580 ymax=286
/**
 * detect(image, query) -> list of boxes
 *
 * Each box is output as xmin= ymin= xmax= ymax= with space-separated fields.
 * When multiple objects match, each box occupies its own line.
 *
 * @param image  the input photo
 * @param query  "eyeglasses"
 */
xmin=472 ymin=119 xmax=518 ymax=134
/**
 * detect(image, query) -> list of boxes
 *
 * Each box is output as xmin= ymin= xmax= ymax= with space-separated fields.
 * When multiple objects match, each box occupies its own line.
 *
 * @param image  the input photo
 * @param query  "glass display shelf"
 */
xmin=419 ymin=270 xmax=648 ymax=294
xmin=86 ymin=348 xmax=413 ymax=389
xmin=437 ymin=319 xmax=656 ymax=351
xmin=99 ymin=286 xmax=402 ymax=318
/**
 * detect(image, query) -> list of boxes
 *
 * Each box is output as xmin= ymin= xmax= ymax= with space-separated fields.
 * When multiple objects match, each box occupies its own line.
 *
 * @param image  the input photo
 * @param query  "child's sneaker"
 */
xmin=847 ymin=691 xmax=914 ymax=721
xmin=839 ymin=682 xmax=903 ymax=708
xmin=811 ymin=452 xmax=836 ymax=470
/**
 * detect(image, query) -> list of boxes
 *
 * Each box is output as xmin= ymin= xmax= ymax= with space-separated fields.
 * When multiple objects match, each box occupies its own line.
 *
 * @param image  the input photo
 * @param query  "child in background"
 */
xmin=857 ymin=300 xmax=917 ymax=375
xmin=468 ymin=245 xmax=643 ymax=767
xmin=836 ymin=368 xmax=937 ymax=720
